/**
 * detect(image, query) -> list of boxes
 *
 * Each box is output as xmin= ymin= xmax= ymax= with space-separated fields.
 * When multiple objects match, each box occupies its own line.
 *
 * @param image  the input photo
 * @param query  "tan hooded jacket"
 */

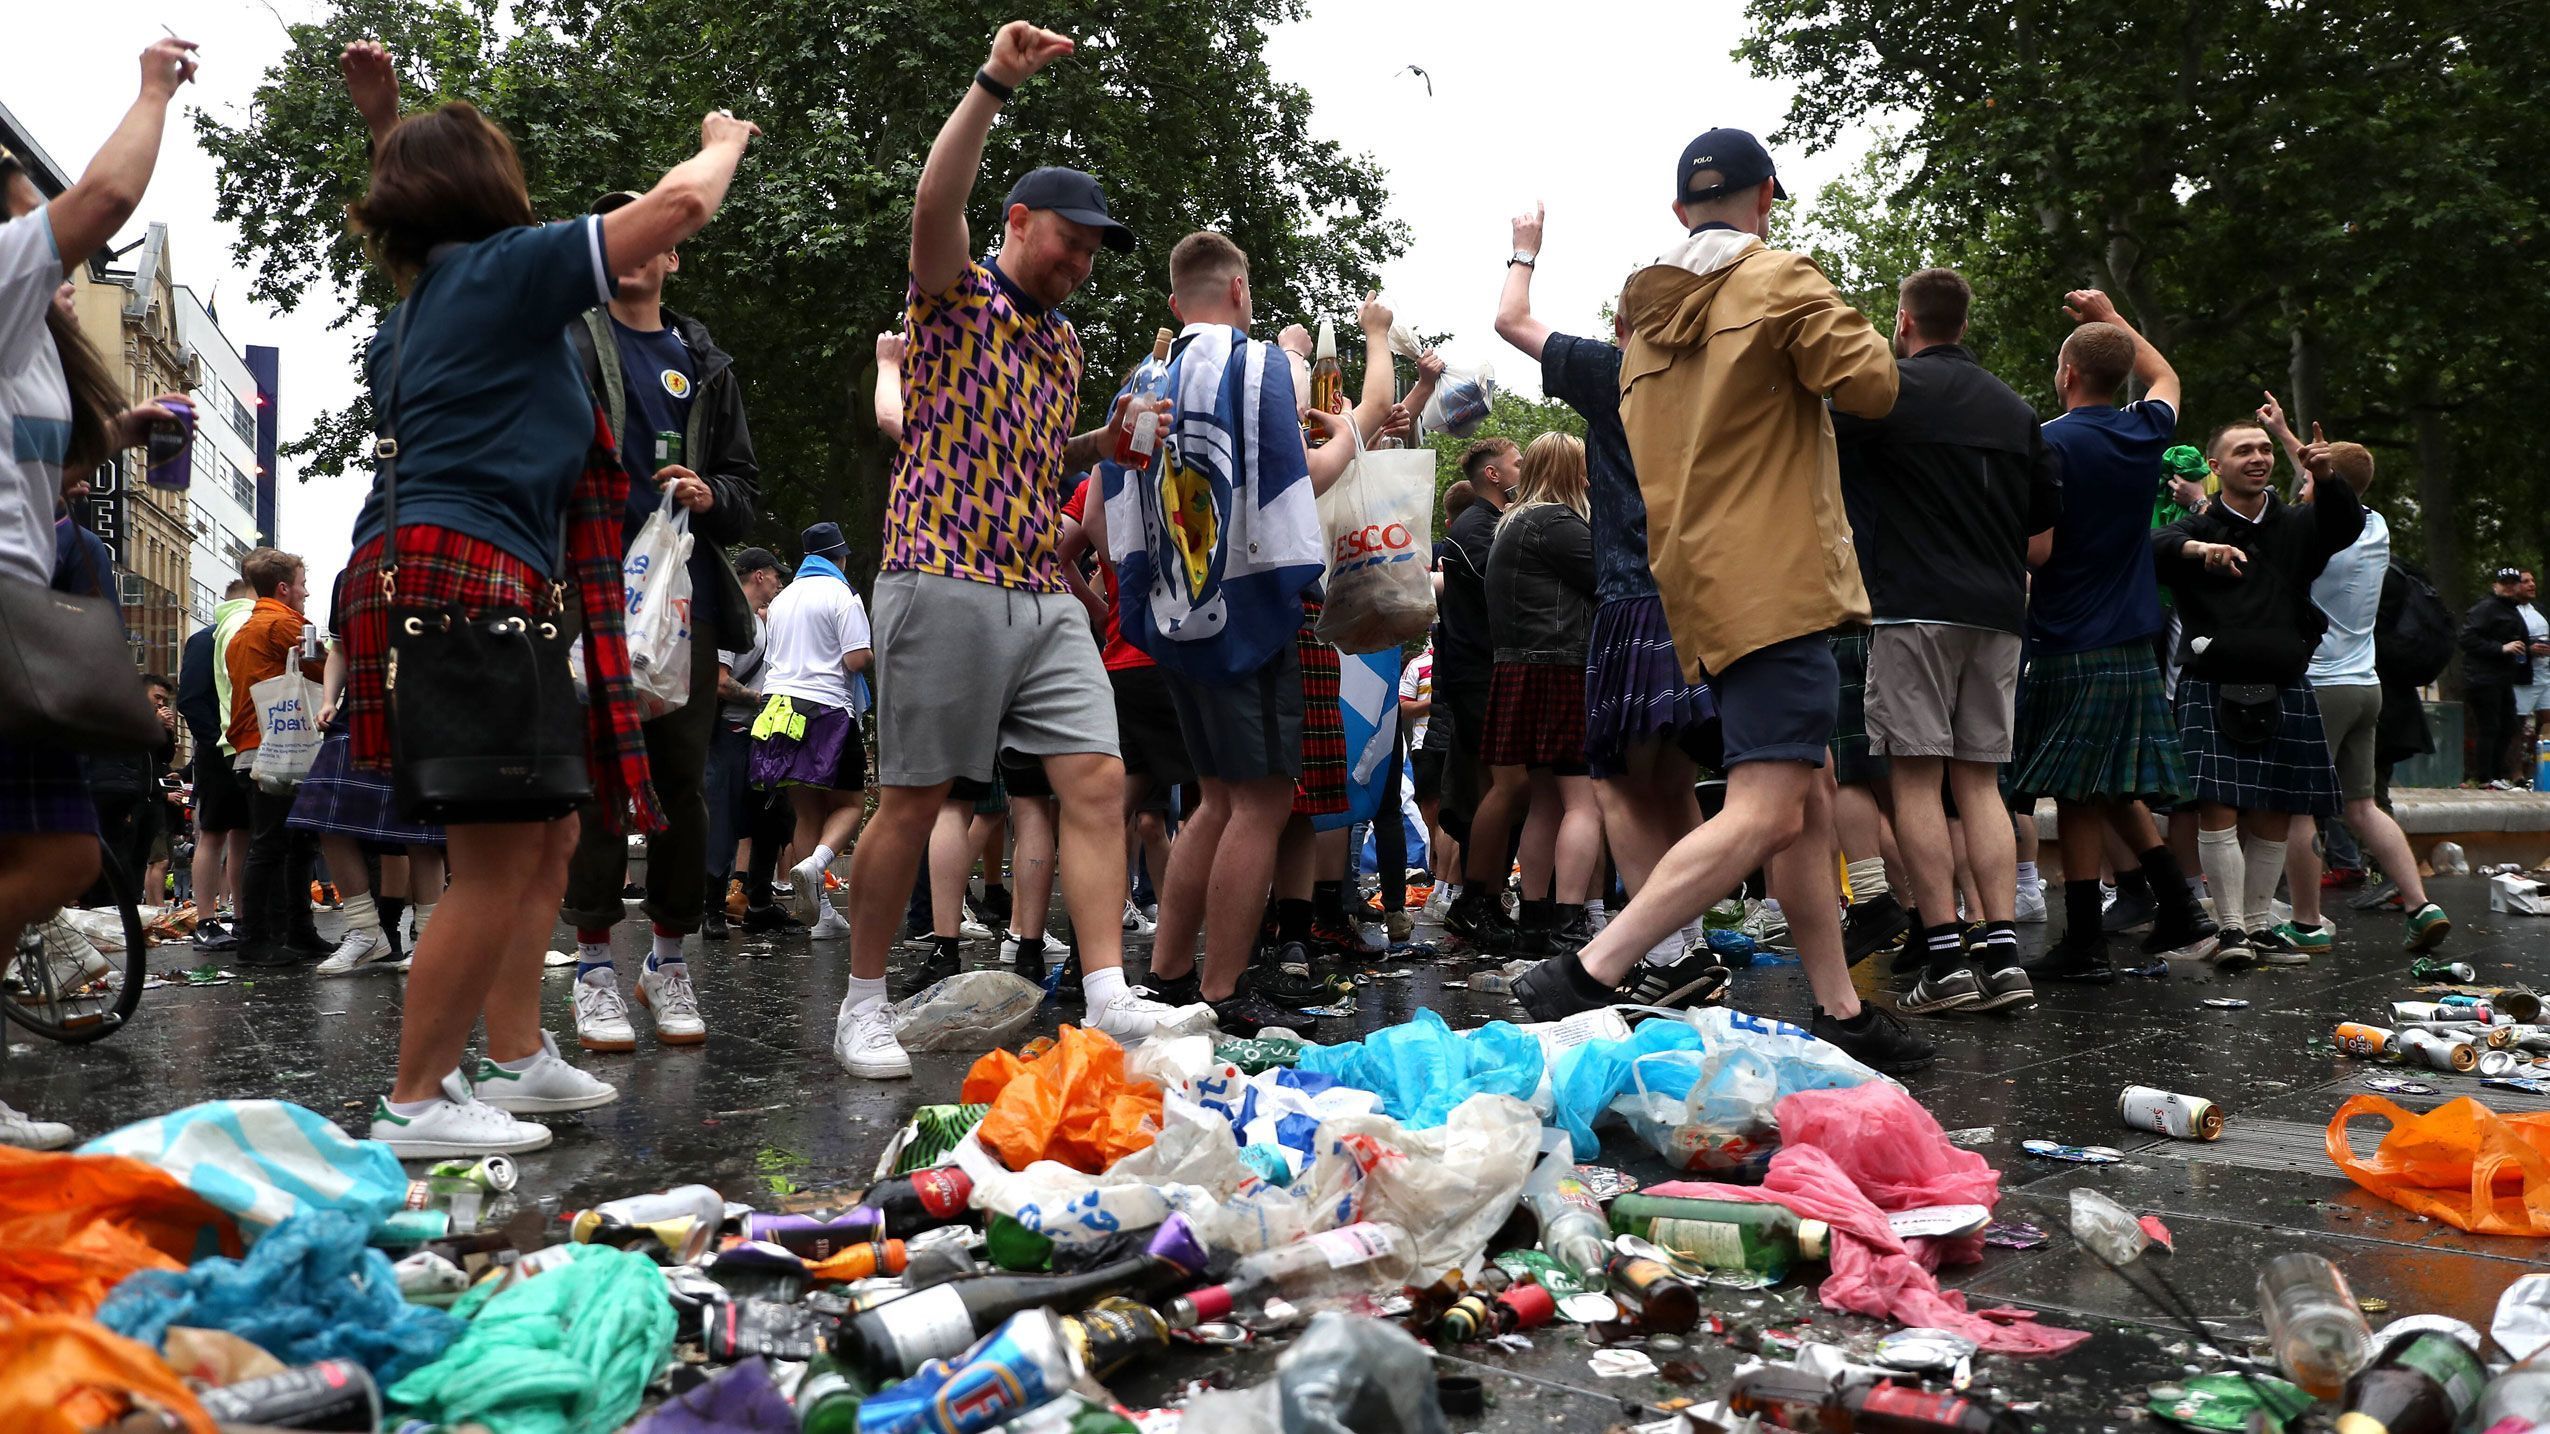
xmin=1619 ymin=230 xmax=1898 ymax=680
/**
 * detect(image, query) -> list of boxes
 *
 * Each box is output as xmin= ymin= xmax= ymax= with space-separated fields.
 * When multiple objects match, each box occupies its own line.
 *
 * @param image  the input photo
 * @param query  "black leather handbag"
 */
xmin=2215 ymin=682 xmax=2282 ymax=747
xmin=375 ymin=280 xmax=590 ymax=824
xmin=0 ymin=573 xmax=164 ymax=753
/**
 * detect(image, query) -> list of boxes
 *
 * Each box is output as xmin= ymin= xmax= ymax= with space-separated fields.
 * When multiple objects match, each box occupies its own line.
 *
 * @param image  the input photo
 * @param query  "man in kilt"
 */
xmin=2008 ymin=293 xmax=2220 ymax=983
xmin=2153 ymin=418 xmax=2363 ymax=963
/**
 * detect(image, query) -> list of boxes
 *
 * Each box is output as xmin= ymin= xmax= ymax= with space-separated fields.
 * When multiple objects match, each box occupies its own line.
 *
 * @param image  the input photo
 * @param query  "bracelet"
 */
xmin=974 ymin=68 xmax=1015 ymax=102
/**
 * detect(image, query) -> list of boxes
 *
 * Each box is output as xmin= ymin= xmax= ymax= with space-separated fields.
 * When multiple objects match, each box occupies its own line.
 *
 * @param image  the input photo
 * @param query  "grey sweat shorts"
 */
xmin=870 ymin=570 xmax=1119 ymax=787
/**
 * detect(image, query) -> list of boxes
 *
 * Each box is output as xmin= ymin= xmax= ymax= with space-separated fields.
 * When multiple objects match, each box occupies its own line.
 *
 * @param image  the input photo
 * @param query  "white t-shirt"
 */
xmin=0 ymin=209 xmax=71 ymax=588
xmin=716 ymin=611 xmax=771 ymax=726
xmin=1398 ymin=643 xmax=1434 ymax=747
xmin=760 ymin=575 xmax=871 ymax=710
xmin=2308 ymin=508 xmax=2388 ymax=687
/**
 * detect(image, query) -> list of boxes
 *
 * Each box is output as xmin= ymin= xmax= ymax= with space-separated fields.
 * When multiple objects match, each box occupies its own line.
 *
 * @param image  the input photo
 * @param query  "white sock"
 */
xmin=1445 ymin=883 xmax=1463 ymax=902
xmin=2016 ymin=861 xmax=2040 ymax=891
xmin=650 ymin=929 xmax=683 ymax=967
xmin=1082 ymin=964 xmax=1129 ymax=1010
xmin=384 ymin=1094 xmax=441 ymax=1118
xmin=495 ymin=1048 xmax=543 ymax=1072
xmin=1846 ymin=857 xmax=1889 ymax=902
xmin=2243 ymin=837 xmax=2288 ymax=934
xmin=577 ymin=939 xmax=612 ymax=968
xmin=409 ymin=901 xmax=435 ymax=940
xmin=1586 ymin=898 xmax=1607 ymax=920
xmin=811 ymin=844 xmax=836 ymax=871
xmin=2197 ymin=827 xmax=2245 ymax=932
xmin=844 ymin=973 xmax=888 ymax=1011
xmin=341 ymin=891 xmax=381 ymax=937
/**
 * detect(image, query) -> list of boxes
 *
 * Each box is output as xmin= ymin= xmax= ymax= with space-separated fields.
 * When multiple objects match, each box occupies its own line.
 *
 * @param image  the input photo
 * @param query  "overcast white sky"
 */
xmin=3 ymin=1 xmax=1872 ymax=607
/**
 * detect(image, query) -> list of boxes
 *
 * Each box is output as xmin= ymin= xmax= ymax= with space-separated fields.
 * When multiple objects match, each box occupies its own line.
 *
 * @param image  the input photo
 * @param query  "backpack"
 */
xmin=2376 ymin=558 xmax=2455 ymax=687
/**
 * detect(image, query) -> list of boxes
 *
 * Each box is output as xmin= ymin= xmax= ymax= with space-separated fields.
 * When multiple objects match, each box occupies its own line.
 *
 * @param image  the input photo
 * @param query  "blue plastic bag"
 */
xmin=1610 ymin=1007 xmax=1890 ymax=1176
xmin=1548 ymin=1014 xmax=1707 ymax=1159
xmin=78 ymin=1100 xmax=407 ymax=1236
xmin=1297 ymin=1008 xmax=1542 ymax=1128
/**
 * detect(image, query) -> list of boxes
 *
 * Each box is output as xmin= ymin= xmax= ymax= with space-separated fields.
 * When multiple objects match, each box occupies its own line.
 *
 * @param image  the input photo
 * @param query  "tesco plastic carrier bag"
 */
xmin=1314 ymin=424 xmax=1436 ymax=654
xmin=622 ymin=490 xmax=694 ymax=719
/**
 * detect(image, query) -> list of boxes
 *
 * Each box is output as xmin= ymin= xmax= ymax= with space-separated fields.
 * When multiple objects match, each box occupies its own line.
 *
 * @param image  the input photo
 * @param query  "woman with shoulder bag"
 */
xmin=0 ymin=40 xmax=199 ymax=1150
xmin=334 ymin=40 xmax=758 ymax=1157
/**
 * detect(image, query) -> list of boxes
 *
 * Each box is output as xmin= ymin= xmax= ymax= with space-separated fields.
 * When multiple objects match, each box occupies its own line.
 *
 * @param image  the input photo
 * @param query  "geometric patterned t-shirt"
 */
xmin=880 ymin=259 xmax=1083 ymax=594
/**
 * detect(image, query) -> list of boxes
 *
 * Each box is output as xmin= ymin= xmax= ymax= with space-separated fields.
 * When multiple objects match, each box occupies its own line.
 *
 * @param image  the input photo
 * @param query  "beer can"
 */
xmin=2478 ymin=1048 xmax=2523 ymax=1078
xmin=197 ymin=1360 xmax=380 ymax=1430
xmin=2399 ymin=1029 xmax=2480 ymax=1073
xmin=2498 ymin=989 xmax=2544 ymax=1023
xmin=2117 ymin=1085 xmax=2224 ymax=1141
xmin=427 ymin=1153 xmax=518 ymax=1194
xmin=2334 ymin=1023 xmax=2396 ymax=1058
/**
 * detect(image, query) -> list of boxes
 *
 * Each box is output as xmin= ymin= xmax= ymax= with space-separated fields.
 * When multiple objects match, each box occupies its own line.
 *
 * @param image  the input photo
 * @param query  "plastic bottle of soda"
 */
xmin=1162 ymin=1222 xmax=1416 ymax=1328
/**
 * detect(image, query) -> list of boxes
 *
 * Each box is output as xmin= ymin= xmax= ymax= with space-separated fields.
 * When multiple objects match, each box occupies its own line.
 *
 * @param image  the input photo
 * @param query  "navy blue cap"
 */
xmin=1676 ymin=128 xmax=1787 ymax=204
xmin=800 ymin=522 xmax=850 ymax=563
xmin=1003 ymin=166 xmax=1136 ymax=252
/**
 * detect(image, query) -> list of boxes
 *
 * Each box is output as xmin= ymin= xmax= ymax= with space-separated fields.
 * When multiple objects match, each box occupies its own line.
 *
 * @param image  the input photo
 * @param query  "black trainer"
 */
xmin=1512 ymin=949 xmax=1620 ymax=1023
xmin=2025 ymin=931 xmax=2117 ymax=984
xmin=922 ymin=937 xmax=964 ymax=982
xmin=1445 ymin=892 xmax=1516 ymax=954
xmin=2210 ymin=927 xmax=2257 ymax=971
xmin=742 ymin=902 xmax=796 ymax=933
xmin=1253 ymin=943 xmax=1340 ymax=1011
xmin=1810 ymin=1004 xmax=1936 ymax=1075
xmin=701 ymin=909 xmax=731 ymax=941
xmin=2351 ymin=879 xmax=2405 ymax=912
xmin=2144 ymin=909 xmax=2223 ymax=961
xmin=2102 ymin=881 xmax=2157 ymax=934
xmin=1212 ymin=981 xmax=1318 ymax=1037
xmin=1899 ymin=962 xmax=1986 ymax=1016
xmin=1842 ymin=894 xmax=1911 ymax=967
xmin=1619 ymin=950 xmax=1732 ymax=1010
xmin=1052 ymin=948 xmax=1083 ymax=998
xmin=1133 ymin=965 xmax=1201 ymax=1007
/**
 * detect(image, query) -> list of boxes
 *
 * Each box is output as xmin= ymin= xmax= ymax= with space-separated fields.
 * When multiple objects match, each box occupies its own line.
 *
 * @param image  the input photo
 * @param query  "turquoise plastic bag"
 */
xmin=1548 ymin=1014 xmax=1707 ymax=1159
xmin=1297 ymin=1008 xmax=1542 ymax=1128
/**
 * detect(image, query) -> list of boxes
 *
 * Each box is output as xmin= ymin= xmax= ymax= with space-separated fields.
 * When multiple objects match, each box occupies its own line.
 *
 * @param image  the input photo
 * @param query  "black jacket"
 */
xmin=1485 ymin=503 xmax=1597 ymax=665
xmin=1435 ymin=499 xmax=1501 ymax=685
xmin=571 ymin=307 xmax=759 ymax=652
xmin=2458 ymin=593 xmax=2533 ymax=688
xmin=2153 ymin=482 xmax=2364 ymax=685
xmin=175 ymin=623 xmax=224 ymax=753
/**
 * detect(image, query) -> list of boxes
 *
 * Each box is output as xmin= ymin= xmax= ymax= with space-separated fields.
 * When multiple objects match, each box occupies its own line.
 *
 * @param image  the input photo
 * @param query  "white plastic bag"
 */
xmin=1292 ymin=1092 xmax=1539 ymax=1281
xmin=246 ymin=670 xmax=323 ymax=792
xmin=889 ymin=970 xmax=1045 ymax=1051
xmin=953 ymin=1096 xmax=1311 ymax=1257
xmin=1609 ymin=1006 xmax=1890 ymax=1175
xmin=623 ymin=490 xmax=695 ymax=720
xmin=1386 ymin=323 xmax=1494 ymax=438
xmin=1315 ymin=425 xmax=1437 ymax=654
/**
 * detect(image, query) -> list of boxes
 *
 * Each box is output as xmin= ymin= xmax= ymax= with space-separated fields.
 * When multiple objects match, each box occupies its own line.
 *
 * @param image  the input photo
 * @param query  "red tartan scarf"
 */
xmin=572 ymin=408 xmax=664 ymax=834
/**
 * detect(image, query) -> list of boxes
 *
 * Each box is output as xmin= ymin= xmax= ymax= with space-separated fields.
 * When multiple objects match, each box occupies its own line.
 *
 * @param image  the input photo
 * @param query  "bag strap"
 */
xmin=373 ymin=272 xmax=426 ymax=596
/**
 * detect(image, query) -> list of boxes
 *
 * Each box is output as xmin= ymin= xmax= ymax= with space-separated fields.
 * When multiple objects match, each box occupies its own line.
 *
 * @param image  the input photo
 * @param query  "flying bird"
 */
xmin=1396 ymin=64 xmax=1432 ymax=97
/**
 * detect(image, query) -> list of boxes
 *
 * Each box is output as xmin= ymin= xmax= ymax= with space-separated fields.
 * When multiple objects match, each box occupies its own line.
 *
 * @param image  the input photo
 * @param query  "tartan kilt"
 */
xmin=1828 ymin=628 xmax=1888 ymax=786
xmin=1292 ymin=605 xmax=1347 ymax=816
xmin=1482 ymin=661 xmax=1589 ymax=769
xmin=2008 ymin=641 xmax=2189 ymax=804
xmin=287 ymin=728 xmax=447 ymax=844
xmin=338 ymin=528 xmax=561 ymax=775
xmin=1584 ymin=595 xmax=1716 ymax=779
xmin=2177 ymin=677 xmax=2341 ymax=817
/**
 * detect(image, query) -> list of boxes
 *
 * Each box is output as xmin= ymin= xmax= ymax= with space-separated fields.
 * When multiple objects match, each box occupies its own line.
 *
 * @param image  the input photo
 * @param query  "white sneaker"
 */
xmin=1584 ymin=902 xmax=1610 ymax=932
xmin=316 ymin=925 xmax=394 ymax=977
xmin=636 ymin=962 xmax=707 ymax=1045
xmin=0 ymin=1100 xmax=73 ymax=1150
xmin=370 ymin=1070 xmax=553 ymax=1159
xmin=1123 ymin=900 xmax=1156 ymax=935
xmin=473 ymin=1032 xmax=620 ymax=1113
xmin=2014 ymin=880 xmax=2048 ymax=923
xmin=1087 ymin=987 xmax=1213 ymax=1042
xmin=786 ymin=855 xmax=826 ymax=924
xmin=808 ymin=903 xmax=850 ymax=940
xmin=574 ymin=969 xmax=637 ymax=1052
xmin=1422 ymin=887 xmax=1453 ymax=921
xmin=959 ymin=917 xmax=995 ymax=939
xmin=1041 ymin=931 xmax=1069 ymax=959
xmin=836 ymin=996 xmax=912 ymax=1079
xmin=33 ymin=914 xmax=112 ymax=993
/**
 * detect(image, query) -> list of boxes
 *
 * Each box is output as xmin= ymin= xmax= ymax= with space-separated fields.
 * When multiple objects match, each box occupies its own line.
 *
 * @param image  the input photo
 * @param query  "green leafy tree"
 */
xmin=1426 ymin=388 xmax=1585 ymax=535
xmin=196 ymin=0 xmax=1408 ymax=577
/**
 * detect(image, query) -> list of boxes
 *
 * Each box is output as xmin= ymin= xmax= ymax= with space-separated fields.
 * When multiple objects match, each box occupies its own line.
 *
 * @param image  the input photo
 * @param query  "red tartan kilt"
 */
xmin=1291 ymin=605 xmax=1347 ymax=816
xmin=338 ymin=527 xmax=558 ymax=773
xmin=1480 ymin=661 xmax=1589 ymax=769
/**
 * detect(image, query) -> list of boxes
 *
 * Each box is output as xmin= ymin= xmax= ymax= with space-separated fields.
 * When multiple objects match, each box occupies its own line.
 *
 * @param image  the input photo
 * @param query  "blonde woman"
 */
xmin=1481 ymin=433 xmax=1602 ymax=956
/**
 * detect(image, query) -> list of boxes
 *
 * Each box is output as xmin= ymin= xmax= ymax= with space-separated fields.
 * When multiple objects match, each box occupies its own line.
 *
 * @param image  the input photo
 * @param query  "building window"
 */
xmin=226 ymin=390 xmax=255 ymax=446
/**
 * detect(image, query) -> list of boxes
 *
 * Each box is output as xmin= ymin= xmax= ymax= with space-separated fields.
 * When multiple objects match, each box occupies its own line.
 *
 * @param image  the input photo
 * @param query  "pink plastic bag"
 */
xmin=1649 ymin=1082 xmax=2089 ymax=1358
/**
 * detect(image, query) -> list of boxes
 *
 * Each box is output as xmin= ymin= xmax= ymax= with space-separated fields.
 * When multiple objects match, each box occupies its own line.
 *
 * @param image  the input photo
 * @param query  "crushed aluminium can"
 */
xmin=2363 ymin=1075 xmax=2439 ymax=1095
xmin=2020 ymin=1139 xmax=2123 ymax=1163
xmin=2117 ymin=1085 xmax=2225 ymax=1141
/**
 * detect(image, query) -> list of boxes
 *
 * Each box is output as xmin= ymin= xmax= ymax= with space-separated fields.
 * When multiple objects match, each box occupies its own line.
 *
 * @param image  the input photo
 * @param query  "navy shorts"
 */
xmin=1707 ymin=633 xmax=1839 ymax=768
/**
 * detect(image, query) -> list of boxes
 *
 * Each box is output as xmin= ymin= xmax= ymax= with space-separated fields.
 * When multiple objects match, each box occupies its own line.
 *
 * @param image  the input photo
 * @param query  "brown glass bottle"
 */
xmin=1601 ymin=1252 xmax=1698 ymax=1333
xmin=1731 ymin=1366 xmax=2025 ymax=1433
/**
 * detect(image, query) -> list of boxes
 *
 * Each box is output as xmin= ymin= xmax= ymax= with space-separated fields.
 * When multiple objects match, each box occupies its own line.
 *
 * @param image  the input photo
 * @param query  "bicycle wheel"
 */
xmin=3 ymin=835 xmax=148 ymax=1042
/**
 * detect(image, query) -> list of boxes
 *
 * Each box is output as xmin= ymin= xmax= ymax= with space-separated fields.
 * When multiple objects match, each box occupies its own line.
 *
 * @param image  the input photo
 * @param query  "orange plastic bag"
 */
xmin=0 ymin=1145 xmax=239 ymax=1320
xmin=2326 ymin=1094 xmax=2550 ymax=1234
xmin=0 ymin=1314 xmax=214 ymax=1433
xmin=961 ymin=1026 xmax=1164 ymax=1173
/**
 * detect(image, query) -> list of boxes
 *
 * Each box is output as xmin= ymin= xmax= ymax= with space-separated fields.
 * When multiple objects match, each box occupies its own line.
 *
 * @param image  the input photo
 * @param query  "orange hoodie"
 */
xmin=224 ymin=596 xmax=325 ymax=754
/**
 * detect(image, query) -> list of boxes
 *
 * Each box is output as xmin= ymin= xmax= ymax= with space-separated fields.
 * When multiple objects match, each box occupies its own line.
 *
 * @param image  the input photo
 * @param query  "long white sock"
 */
xmin=811 ymin=844 xmax=836 ymax=871
xmin=1845 ymin=857 xmax=1889 ymax=902
xmin=2197 ymin=827 xmax=2245 ymax=932
xmin=1081 ymin=965 xmax=1128 ymax=1011
xmin=340 ymin=891 xmax=382 ymax=937
xmin=2243 ymin=837 xmax=2289 ymax=934
xmin=410 ymin=901 xmax=435 ymax=940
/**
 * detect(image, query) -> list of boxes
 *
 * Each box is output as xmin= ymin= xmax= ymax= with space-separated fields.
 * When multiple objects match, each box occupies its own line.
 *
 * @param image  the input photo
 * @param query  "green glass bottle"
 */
xmin=795 ymin=1354 xmax=865 ymax=1434
xmin=1608 ymin=1194 xmax=1830 ymax=1278
xmin=984 ymin=1214 xmax=1055 ymax=1272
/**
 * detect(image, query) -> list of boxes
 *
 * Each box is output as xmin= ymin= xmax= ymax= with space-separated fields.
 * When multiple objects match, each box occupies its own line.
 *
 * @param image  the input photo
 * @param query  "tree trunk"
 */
xmin=2287 ymin=323 xmax=2324 ymax=433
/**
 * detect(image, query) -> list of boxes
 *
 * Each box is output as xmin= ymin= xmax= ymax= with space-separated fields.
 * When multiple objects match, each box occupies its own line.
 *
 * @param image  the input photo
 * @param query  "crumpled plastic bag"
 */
xmin=1610 ymin=1007 xmax=1889 ymax=1176
xmin=1646 ymin=1083 xmax=2088 ymax=1357
xmin=1548 ymin=1009 xmax=1704 ymax=1159
xmin=626 ymin=1355 xmax=798 ymax=1434
xmin=1189 ymin=1063 xmax=1384 ymax=1182
xmin=890 ymin=970 xmax=1045 ymax=1052
xmin=1294 ymin=1092 xmax=1539 ymax=1281
xmin=78 ymin=1099 xmax=408 ymax=1235
xmin=98 ymin=1208 xmax=465 ymax=1385
xmin=2326 ymin=1094 xmax=2550 ymax=1234
xmin=389 ymin=1242 xmax=675 ymax=1434
xmin=0 ymin=1314 xmax=214 ymax=1434
xmin=1297 ymin=1008 xmax=1542 ymax=1129
xmin=0 ymin=1144 xmax=239 ymax=1320
xmin=958 ymin=1094 xmax=1311 ymax=1257
xmin=963 ymin=1026 xmax=1165 ymax=1172
xmin=1177 ymin=1310 xmax=1447 ymax=1434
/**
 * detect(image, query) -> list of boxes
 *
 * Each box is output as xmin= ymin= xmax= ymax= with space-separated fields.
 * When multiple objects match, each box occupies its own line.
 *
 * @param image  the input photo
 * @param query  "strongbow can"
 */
xmin=2334 ymin=1024 xmax=2397 ymax=1058
xmin=2118 ymin=1086 xmax=2225 ymax=1141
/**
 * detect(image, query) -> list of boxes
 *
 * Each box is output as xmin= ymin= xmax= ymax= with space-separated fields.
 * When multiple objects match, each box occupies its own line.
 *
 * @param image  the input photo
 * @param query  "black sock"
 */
xmin=934 ymin=934 xmax=962 ymax=963
xmin=2063 ymin=878 xmax=2104 ymax=941
xmin=377 ymin=896 xmax=407 ymax=959
xmin=1978 ymin=919 xmax=2019 ymax=966
xmin=1313 ymin=880 xmax=1347 ymax=925
xmin=2137 ymin=846 xmax=2192 ymax=909
xmin=1920 ymin=922 xmax=1966 ymax=978
xmin=1276 ymin=898 xmax=1314 ymax=946
xmin=2113 ymin=868 xmax=2151 ymax=902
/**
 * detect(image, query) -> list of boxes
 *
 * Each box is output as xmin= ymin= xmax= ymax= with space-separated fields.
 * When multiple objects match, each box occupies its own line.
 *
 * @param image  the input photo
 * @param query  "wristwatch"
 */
xmin=1508 ymin=251 xmax=1537 ymax=268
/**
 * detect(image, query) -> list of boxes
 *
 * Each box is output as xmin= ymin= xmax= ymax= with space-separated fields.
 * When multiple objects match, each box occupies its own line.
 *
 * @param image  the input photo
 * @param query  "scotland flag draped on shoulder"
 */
xmin=1103 ymin=324 xmax=1324 ymax=684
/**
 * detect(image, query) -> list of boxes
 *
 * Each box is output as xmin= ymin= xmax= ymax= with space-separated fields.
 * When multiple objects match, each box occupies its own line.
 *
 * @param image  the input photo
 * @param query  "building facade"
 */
xmin=175 ymin=285 xmax=268 ymax=626
xmin=73 ymin=223 xmax=194 ymax=678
